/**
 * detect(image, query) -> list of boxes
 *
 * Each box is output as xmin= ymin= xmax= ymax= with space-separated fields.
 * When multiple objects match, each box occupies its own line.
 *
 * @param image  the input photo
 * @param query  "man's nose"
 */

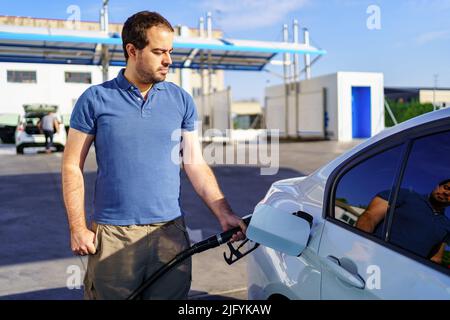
xmin=163 ymin=52 xmax=172 ymax=66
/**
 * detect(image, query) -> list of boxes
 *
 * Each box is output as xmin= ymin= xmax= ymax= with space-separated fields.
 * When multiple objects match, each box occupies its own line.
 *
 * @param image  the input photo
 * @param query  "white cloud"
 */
xmin=198 ymin=0 xmax=309 ymax=32
xmin=416 ymin=30 xmax=450 ymax=45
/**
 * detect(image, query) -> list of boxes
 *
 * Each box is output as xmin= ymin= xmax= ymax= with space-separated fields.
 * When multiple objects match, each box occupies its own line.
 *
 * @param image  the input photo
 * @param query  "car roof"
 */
xmin=317 ymin=108 xmax=450 ymax=178
xmin=360 ymin=107 xmax=449 ymax=148
xmin=23 ymin=104 xmax=58 ymax=113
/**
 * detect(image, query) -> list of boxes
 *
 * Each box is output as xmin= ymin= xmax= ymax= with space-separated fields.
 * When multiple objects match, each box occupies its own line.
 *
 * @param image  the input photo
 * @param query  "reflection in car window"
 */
xmin=334 ymin=145 xmax=403 ymax=238
xmin=389 ymin=130 xmax=450 ymax=268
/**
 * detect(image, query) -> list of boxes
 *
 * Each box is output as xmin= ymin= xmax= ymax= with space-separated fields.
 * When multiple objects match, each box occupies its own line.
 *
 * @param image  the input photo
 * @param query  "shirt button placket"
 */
xmin=142 ymin=92 xmax=154 ymax=118
xmin=141 ymin=98 xmax=150 ymax=118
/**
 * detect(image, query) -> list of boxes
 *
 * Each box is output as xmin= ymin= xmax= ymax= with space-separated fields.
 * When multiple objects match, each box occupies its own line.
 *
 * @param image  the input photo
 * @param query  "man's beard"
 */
xmin=135 ymin=59 xmax=165 ymax=84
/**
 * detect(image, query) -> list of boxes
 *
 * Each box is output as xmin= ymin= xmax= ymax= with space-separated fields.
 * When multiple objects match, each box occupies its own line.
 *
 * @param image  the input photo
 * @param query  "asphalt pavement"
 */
xmin=0 ymin=139 xmax=361 ymax=300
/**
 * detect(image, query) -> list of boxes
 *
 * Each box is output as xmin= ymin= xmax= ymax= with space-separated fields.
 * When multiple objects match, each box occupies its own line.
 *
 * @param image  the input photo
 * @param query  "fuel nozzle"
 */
xmin=189 ymin=215 xmax=252 ymax=255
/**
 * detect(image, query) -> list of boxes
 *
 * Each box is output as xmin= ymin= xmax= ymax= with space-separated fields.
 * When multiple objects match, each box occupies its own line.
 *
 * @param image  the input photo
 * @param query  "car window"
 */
xmin=333 ymin=145 xmax=404 ymax=240
xmin=388 ymin=130 xmax=450 ymax=269
xmin=24 ymin=117 xmax=41 ymax=126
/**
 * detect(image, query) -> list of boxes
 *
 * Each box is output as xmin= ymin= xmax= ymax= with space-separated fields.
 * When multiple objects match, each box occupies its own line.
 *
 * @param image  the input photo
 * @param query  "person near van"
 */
xmin=38 ymin=111 xmax=60 ymax=153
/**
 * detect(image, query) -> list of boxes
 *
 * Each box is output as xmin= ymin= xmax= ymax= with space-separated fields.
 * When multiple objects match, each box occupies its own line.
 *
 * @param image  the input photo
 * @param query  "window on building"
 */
xmin=7 ymin=70 xmax=37 ymax=83
xmin=233 ymin=114 xmax=262 ymax=130
xmin=65 ymin=72 xmax=92 ymax=84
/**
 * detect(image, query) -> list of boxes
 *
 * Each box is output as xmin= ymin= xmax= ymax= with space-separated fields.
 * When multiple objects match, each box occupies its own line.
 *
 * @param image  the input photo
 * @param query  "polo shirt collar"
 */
xmin=422 ymin=194 xmax=445 ymax=215
xmin=116 ymin=68 xmax=167 ymax=91
xmin=153 ymin=81 xmax=167 ymax=90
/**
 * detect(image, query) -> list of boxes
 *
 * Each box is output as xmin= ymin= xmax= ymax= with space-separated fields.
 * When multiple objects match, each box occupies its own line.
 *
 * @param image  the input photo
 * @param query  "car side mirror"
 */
xmin=246 ymin=204 xmax=313 ymax=256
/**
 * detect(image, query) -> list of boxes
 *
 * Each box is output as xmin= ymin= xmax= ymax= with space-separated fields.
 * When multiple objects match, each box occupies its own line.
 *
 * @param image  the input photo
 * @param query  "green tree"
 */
xmin=385 ymin=99 xmax=434 ymax=127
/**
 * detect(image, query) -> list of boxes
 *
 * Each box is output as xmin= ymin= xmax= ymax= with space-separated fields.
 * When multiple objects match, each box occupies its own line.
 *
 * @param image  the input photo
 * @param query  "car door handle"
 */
xmin=324 ymin=255 xmax=365 ymax=289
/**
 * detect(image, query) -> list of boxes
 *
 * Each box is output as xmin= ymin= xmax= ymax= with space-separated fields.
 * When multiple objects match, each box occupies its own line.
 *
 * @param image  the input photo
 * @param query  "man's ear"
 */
xmin=126 ymin=43 xmax=137 ymax=60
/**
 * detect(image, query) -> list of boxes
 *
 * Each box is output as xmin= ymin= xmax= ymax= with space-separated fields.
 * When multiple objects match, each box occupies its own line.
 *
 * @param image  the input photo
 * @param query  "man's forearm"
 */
xmin=356 ymin=213 xmax=375 ymax=233
xmin=62 ymin=164 xmax=88 ymax=232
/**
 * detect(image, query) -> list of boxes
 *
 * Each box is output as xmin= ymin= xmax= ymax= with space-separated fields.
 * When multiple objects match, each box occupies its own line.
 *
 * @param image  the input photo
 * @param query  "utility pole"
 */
xmin=303 ymin=28 xmax=311 ymax=79
xmin=433 ymin=74 xmax=438 ymax=111
xmin=282 ymin=24 xmax=290 ymax=83
xmin=207 ymin=12 xmax=213 ymax=131
xmin=292 ymin=20 xmax=300 ymax=82
xmin=100 ymin=0 xmax=110 ymax=82
xmin=283 ymin=24 xmax=289 ymax=138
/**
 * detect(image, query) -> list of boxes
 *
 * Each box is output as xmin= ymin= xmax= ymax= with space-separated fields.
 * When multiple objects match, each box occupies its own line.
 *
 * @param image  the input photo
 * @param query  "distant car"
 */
xmin=0 ymin=114 xmax=19 ymax=143
xmin=15 ymin=104 xmax=66 ymax=154
xmin=247 ymin=107 xmax=450 ymax=300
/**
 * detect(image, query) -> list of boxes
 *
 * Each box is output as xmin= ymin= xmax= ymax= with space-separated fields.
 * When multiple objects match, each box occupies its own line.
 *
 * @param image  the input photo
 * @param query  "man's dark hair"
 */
xmin=439 ymin=179 xmax=450 ymax=186
xmin=122 ymin=11 xmax=174 ymax=61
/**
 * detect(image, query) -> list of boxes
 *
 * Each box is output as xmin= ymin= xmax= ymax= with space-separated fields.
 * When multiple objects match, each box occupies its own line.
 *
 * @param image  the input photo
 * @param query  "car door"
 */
xmin=318 ymin=123 xmax=450 ymax=299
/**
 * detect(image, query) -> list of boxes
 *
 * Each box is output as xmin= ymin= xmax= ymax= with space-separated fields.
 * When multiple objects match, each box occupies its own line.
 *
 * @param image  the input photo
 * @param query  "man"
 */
xmin=38 ymin=111 xmax=60 ymax=153
xmin=62 ymin=11 xmax=246 ymax=300
xmin=356 ymin=179 xmax=450 ymax=264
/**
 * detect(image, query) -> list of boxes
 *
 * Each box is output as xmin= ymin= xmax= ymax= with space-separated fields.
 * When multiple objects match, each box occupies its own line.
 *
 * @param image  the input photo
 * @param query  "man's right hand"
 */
xmin=71 ymin=227 xmax=96 ymax=256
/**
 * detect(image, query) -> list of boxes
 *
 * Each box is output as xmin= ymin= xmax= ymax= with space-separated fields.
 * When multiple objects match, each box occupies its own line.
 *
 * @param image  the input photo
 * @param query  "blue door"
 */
xmin=351 ymin=87 xmax=371 ymax=138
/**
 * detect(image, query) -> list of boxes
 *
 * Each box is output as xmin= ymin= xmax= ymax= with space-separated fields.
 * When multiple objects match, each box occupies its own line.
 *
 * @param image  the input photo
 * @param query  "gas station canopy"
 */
xmin=0 ymin=25 xmax=326 ymax=71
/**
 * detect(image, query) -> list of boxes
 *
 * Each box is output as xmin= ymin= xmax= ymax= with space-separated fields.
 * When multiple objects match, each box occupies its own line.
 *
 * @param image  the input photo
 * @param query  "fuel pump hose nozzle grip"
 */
xmin=190 ymin=215 xmax=251 ymax=254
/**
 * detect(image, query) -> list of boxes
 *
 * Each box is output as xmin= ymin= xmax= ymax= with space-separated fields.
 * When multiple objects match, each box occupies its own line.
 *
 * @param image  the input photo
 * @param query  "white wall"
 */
xmin=265 ymin=74 xmax=339 ymax=139
xmin=0 ymin=62 xmax=123 ymax=117
xmin=0 ymin=62 xmax=187 ymax=120
xmin=265 ymin=84 xmax=286 ymax=135
xmin=299 ymin=73 xmax=338 ymax=139
xmin=419 ymin=90 xmax=450 ymax=106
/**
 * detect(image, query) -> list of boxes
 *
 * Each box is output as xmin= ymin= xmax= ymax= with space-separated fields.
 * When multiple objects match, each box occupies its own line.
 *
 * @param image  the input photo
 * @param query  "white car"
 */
xmin=15 ymin=104 xmax=66 ymax=154
xmin=246 ymin=107 xmax=450 ymax=300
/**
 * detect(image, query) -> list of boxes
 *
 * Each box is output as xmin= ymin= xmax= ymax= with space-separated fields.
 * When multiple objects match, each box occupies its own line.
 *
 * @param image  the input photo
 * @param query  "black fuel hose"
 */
xmin=126 ymin=216 xmax=251 ymax=300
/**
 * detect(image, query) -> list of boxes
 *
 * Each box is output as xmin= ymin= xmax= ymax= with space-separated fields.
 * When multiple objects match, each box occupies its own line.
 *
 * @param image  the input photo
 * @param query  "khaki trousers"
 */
xmin=84 ymin=216 xmax=191 ymax=300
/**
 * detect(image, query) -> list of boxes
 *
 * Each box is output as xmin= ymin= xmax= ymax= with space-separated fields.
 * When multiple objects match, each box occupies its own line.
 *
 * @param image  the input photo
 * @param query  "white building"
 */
xmin=0 ymin=16 xmax=225 ymax=124
xmin=0 ymin=62 xmax=224 ymax=125
xmin=265 ymin=72 xmax=385 ymax=141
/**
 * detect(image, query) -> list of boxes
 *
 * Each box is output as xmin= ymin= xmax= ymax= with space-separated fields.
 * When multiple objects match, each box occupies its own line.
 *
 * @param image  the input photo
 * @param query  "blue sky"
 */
xmin=1 ymin=0 xmax=450 ymax=102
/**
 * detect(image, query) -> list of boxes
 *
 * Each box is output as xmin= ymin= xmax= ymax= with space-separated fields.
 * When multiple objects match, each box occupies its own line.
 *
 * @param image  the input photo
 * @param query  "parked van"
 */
xmin=15 ymin=104 xmax=66 ymax=154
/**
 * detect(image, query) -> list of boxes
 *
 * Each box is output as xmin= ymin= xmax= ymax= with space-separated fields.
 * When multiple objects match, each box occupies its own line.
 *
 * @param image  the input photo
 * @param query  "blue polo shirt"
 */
xmin=374 ymin=189 xmax=450 ymax=258
xmin=70 ymin=69 xmax=197 ymax=225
